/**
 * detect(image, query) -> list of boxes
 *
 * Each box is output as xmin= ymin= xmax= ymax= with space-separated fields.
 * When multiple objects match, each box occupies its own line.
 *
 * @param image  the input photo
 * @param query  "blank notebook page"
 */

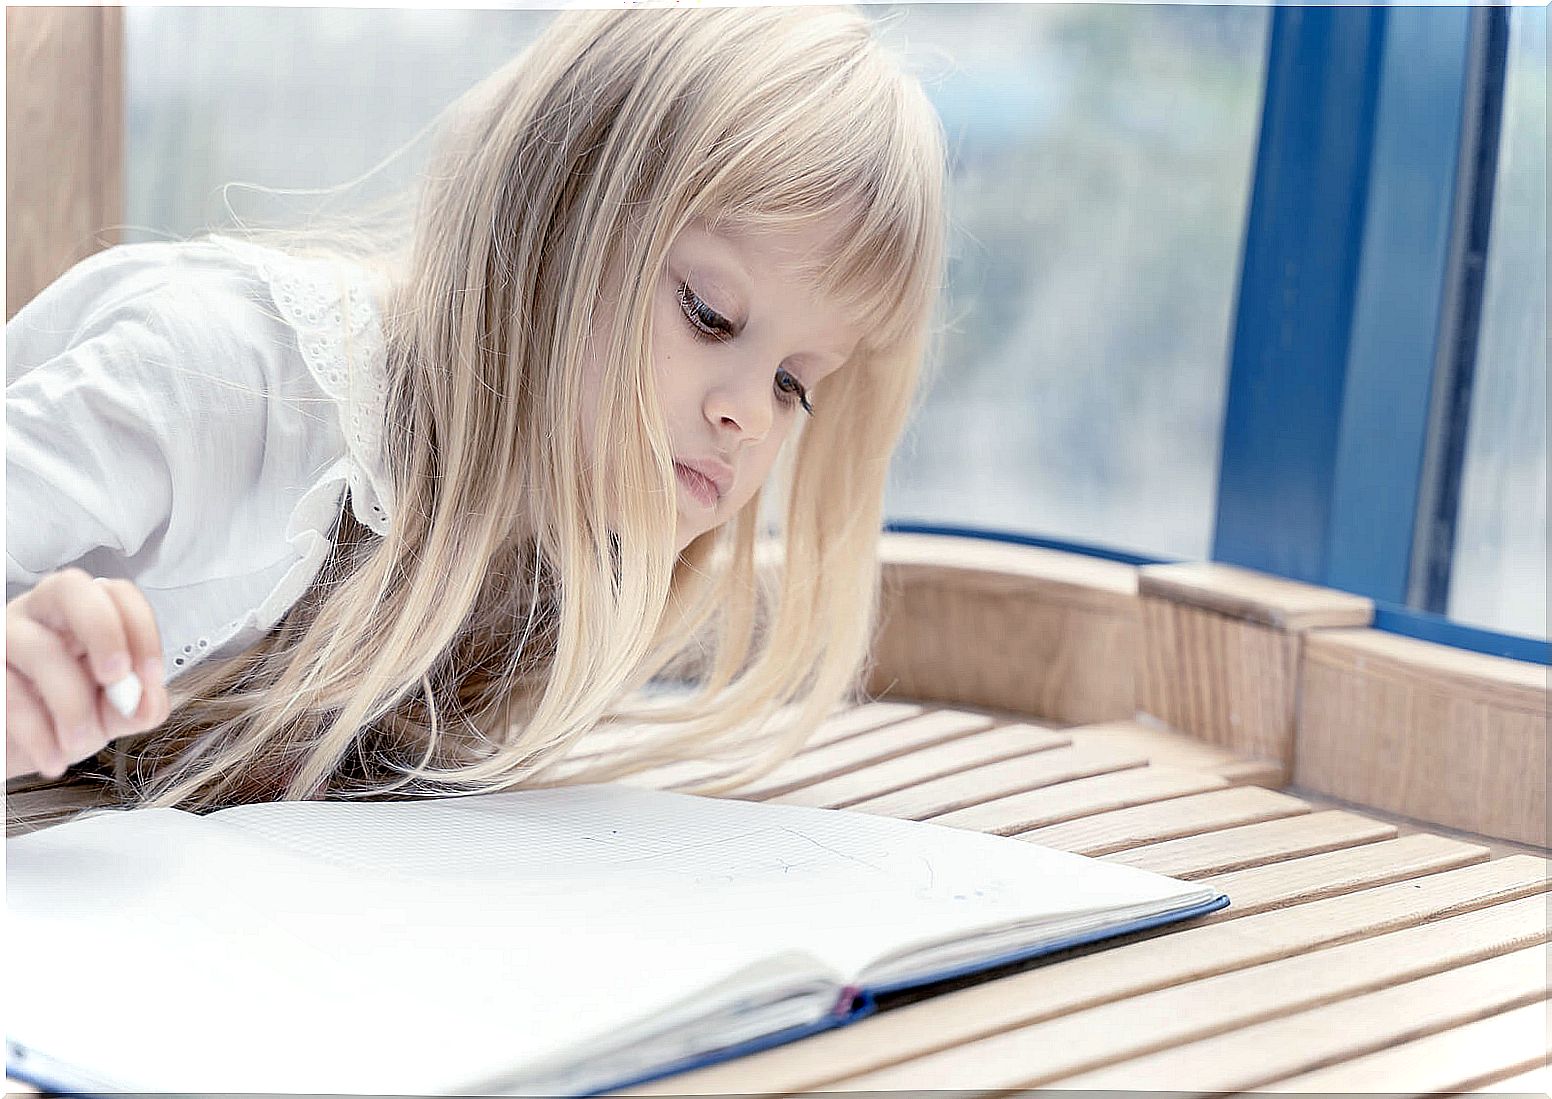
xmin=204 ymin=784 xmax=1204 ymax=970
xmin=9 ymin=783 xmax=1203 ymax=1094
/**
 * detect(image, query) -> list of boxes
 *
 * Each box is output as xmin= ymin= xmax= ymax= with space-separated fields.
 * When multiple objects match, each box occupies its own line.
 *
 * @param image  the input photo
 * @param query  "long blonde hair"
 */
xmin=93 ymin=5 xmax=947 ymax=811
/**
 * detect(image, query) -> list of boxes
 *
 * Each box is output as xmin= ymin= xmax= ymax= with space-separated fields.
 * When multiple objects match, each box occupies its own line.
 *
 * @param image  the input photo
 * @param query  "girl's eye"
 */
xmin=676 ymin=281 xmax=733 ymax=341
xmin=775 ymin=368 xmax=814 ymax=416
xmin=677 ymin=280 xmax=814 ymax=416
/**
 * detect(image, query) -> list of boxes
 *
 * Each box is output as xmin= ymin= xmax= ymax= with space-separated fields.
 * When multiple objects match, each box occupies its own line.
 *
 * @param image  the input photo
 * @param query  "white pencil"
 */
xmin=105 ymin=673 xmax=143 ymax=719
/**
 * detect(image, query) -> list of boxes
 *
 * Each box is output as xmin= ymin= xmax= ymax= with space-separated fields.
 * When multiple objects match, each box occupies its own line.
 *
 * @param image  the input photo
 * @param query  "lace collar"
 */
xmin=209 ymin=234 xmax=396 ymax=537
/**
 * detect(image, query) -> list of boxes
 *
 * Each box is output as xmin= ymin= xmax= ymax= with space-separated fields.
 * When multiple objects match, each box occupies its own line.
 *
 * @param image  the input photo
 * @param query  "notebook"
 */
xmin=7 ymin=783 xmax=1228 ymax=1096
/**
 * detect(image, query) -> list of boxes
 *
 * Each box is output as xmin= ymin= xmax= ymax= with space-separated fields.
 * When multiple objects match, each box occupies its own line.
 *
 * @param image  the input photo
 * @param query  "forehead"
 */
xmin=672 ymin=220 xmax=836 ymax=284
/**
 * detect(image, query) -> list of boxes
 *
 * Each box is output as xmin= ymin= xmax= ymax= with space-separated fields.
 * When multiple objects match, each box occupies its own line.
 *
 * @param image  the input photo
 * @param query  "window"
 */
xmin=124 ymin=7 xmax=549 ymax=242
xmin=880 ymin=5 xmax=1271 ymax=561
xmin=1449 ymin=6 xmax=1547 ymax=639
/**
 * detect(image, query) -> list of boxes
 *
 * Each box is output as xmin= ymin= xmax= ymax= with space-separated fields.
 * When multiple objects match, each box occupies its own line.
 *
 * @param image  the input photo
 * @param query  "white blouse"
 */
xmin=5 ymin=235 xmax=397 ymax=683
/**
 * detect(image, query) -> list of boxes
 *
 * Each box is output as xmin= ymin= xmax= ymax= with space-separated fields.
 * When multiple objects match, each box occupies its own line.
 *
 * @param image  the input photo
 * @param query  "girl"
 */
xmin=5 ymin=5 xmax=946 ymax=813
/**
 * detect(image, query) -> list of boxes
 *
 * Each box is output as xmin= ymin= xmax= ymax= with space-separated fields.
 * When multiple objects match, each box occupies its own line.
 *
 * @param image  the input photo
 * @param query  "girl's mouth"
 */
xmin=674 ymin=463 xmax=720 ymax=509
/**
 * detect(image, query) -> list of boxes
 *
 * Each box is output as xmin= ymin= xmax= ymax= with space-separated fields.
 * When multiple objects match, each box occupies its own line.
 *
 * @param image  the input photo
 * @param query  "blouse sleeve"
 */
xmin=5 ymin=241 xmax=376 ymax=680
xmin=8 ymin=265 xmax=185 ymax=589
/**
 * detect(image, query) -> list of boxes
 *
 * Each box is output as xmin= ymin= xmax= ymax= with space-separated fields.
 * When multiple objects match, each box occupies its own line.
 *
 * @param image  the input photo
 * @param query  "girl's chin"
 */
xmin=676 ymin=521 xmax=719 ymax=555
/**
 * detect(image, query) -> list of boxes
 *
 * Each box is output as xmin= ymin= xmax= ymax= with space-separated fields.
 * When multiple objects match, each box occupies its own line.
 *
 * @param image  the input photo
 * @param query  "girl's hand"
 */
xmin=6 ymin=569 xmax=170 ymax=781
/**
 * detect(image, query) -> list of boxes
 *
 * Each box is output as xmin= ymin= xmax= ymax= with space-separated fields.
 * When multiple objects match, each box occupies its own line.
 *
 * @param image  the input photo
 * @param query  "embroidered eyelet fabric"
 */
xmin=189 ymin=236 xmax=397 ymax=676
xmin=208 ymin=235 xmax=396 ymax=539
xmin=5 ymin=236 xmax=397 ymax=684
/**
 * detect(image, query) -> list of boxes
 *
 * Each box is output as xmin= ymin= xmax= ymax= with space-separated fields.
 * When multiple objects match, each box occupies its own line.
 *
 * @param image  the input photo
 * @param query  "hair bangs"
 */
xmin=695 ymin=26 xmax=943 ymax=359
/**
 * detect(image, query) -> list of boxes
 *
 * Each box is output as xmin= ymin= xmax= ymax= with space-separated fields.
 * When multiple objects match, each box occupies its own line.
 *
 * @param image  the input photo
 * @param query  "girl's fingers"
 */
xmin=5 ymin=665 xmax=56 ymax=778
xmin=21 ymin=569 xmax=137 ymax=695
xmin=5 ymin=571 xmax=170 ymax=778
xmin=91 ymin=577 xmax=168 ymax=726
xmin=5 ymin=617 xmax=103 ymax=773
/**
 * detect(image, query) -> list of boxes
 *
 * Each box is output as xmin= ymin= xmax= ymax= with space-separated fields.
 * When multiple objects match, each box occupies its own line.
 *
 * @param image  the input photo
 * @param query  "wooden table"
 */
xmin=6 ymin=698 xmax=1547 ymax=1096
xmin=591 ymin=699 xmax=1550 ymax=1097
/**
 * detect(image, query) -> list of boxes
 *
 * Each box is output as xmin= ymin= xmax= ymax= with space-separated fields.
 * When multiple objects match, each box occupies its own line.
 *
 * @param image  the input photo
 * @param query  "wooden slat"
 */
xmin=1297 ymin=627 xmax=1549 ymax=847
xmin=1213 ymin=757 xmax=1288 ymax=786
xmin=1062 ymin=718 xmax=1284 ymax=784
xmin=841 ymin=743 xmax=1146 ymax=821
xmin=565 ymin=700 xmax=923 ymax=763
xmin=1244 ymin=999 xmax=1550 ymax=1095
xmin=614 ymin=707 xmax=1000 ymax=793
xmin=1193 ymin=832 xmax=1490 ymax=921
xmin=930 ymin=764 xmax=1230 ymax=835
xmin=1043 ymin=945 xmax=1548 ymax=1092
xmin=559 ymin=702 xmax=789 ymax=762
xmin=765 ymin=724 xmax=1069 ymax=810
xmin=772 ymin=700 xmax=926 ymax=749
xmin=1137 ymin=561 xmax=1374 ymax=631
xmin=710 ymin=709 xmax=1006 ymax=800
xmin=1104 ymin=809 xmax=1397 ymax=879
xmin=881 ymin=532 xmax=1139 ymax=601
xmin=821 ymin=892 xmax=1548 ymax=1091
xmin=1015 ymin=786 xmax=1312 ymax=856
xmin=616 ymin=857 xmax=1548 ymax=1095
xmin=1467 ymin=1064 xmax=1552 ymax=1095
xmin=1309 ymin=624 xmax=1547 ymax=705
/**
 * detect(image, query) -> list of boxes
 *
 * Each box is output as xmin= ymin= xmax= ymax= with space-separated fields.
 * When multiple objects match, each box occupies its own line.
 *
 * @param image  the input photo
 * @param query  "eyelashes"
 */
xmin=675 ymin=280 xmax=815 ymax=416
xmin=773 ymin=369 xmax=812 ymax=415
xmin=676 ymin=280 xmax=733 ymax=340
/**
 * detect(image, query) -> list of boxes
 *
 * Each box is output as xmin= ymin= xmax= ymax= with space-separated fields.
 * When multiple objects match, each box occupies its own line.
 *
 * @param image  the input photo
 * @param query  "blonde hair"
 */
xmin=90 ymin=5 xmax=947 ymax=811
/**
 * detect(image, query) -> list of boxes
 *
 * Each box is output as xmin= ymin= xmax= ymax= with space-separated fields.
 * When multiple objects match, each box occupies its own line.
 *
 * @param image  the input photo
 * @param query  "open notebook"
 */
xmin=7 ymin=783 xmax=1228 ymax=1096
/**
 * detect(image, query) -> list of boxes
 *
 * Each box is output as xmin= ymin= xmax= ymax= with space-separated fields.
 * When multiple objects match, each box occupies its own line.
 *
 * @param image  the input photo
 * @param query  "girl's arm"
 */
xmin=5 ymin=266 xmax=214 ymax=779
xmin=6 ymin=283 xmax=181 ymax=602
xmin=6 ymin=241 xmax=345 ymax=686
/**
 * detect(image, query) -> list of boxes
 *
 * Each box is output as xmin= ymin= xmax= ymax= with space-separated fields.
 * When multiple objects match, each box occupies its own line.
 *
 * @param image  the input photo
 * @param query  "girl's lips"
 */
xmin=674 ymin=462 xmax=720 ymax=509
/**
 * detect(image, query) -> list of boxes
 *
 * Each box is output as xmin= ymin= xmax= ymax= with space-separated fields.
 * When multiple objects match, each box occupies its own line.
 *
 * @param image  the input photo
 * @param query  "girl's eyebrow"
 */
xmin=693 ymin=243 xmax=752 ymax=288
xmin=682 ymin=253 xmax=748 ymax=297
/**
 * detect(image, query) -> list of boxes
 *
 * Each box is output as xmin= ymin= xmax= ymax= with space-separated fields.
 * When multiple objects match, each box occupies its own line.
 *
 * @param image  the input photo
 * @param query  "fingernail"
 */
xmin=105 ymin=673 xmax=143 ymax=718
xmin=104 ymin=652 xmax=132 ymax=680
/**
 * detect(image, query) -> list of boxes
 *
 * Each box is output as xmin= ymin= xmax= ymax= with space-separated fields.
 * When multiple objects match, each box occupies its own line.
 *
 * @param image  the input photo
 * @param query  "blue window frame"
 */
xmin=1215 ymin=6 xmax=1503 ymax=608
xmin=1205 ymin=5 xmax=1544 ymax=663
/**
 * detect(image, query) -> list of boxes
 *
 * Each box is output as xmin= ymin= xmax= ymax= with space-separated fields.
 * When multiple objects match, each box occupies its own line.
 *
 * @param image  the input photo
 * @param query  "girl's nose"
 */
xmin=705 ymin=370 xmax=773 ymax=444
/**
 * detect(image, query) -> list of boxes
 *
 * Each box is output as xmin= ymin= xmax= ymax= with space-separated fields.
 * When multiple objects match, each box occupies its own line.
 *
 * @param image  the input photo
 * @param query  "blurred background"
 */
xmin=10 ymin=3 xmax=1547 ymax=643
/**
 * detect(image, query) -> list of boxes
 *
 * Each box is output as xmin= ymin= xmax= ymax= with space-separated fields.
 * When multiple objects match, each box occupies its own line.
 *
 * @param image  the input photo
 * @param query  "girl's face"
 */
xmin=583 ymin=219 xmax=863 ymax=554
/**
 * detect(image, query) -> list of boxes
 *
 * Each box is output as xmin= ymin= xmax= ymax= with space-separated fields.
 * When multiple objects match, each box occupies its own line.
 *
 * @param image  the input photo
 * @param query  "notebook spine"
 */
xmin=832 ymin=983 xmax=864 ymax=1018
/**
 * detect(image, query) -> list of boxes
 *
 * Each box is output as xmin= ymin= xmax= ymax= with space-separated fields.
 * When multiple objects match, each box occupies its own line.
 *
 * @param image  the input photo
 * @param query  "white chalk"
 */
xmin=105 ymin=673 xmax=143 ymax=719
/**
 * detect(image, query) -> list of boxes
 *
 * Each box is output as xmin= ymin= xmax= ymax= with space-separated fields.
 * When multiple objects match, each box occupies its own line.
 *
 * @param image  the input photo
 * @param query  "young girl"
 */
xmin=4 ymin=5 xmax=946 ymax=813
